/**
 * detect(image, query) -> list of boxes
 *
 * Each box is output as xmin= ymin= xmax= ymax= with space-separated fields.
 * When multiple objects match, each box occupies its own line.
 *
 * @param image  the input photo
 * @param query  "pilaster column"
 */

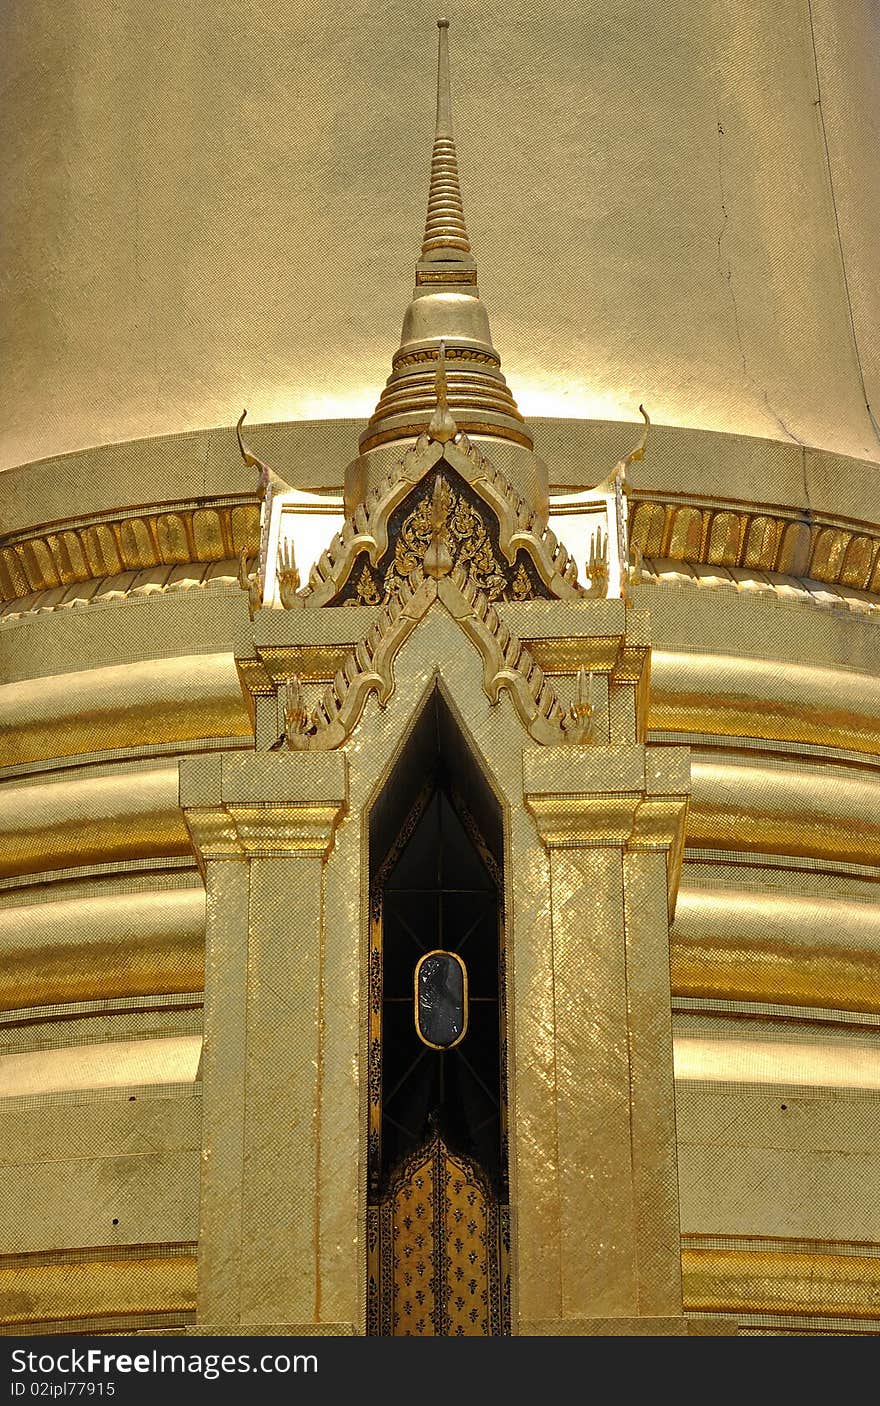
xmin=523 ymin=741 xmax=692 ymax=1333
xmin=179 ymin=752 xmax=350 ymax=1334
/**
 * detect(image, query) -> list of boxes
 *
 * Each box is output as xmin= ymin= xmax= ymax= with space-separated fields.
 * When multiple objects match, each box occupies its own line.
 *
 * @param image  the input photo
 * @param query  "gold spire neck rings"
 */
xmin=420 ymin=18 xmax=474 ymax=268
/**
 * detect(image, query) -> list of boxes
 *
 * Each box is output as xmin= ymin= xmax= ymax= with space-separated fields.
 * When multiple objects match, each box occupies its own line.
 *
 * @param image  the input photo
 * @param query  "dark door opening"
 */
xmin=366 ymin=687 xmax=510 ymax=1336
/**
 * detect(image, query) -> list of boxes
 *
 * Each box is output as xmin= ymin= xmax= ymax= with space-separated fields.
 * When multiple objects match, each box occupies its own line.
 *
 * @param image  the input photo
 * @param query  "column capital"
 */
xmin=523 ymin=742 xmax=689 ymax=906
xmin=179 ymin=752 xmax=347 ymax=865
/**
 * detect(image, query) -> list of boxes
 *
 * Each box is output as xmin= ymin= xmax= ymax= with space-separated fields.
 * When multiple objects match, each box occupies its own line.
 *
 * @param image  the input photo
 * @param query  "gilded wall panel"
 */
xmin=240 ymin=855 xmax=323 ymax=1326
xmin=0 ymin=1152 xmax=200 ymax=1255
xmin=198 ymin=861 xmax=250 ymax=1326
xmin=623 ymin=849 xmax=682 ymax=1315
xmin=550 ymin=845 xmax=636 ymax=1316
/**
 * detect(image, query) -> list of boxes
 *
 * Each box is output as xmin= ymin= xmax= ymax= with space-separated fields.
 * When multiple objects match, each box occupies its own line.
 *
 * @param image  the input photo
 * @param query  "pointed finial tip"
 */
xmin=438 ymin=17 xmax=450 ymax=28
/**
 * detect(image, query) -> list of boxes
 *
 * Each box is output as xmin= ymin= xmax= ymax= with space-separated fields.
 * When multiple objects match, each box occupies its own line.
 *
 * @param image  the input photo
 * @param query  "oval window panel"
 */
xmin=414 ymin=950 xmax=468 ymax=1050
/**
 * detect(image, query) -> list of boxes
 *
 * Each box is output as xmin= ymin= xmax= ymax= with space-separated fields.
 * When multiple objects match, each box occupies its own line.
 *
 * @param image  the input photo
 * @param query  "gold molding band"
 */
xmin=0 ymin=501 xmax=259 ymax=605
xmin=671 ymin=887 xmax=880 ymax=1014
xmin=651 ymin=650 xmax=880 ymax=759
xmin=1 ymin=740 xmax=878 ymax=888
xmin=673 ymin=1034 xmax=880 ymax=1090
xmin=6 ymin=882 xmax=879 ymax=1019
xmin=7 ymin=1027 xmax=879 ymax=1099
xmin=0 ymin=1035 xmax=202 ymax=1099
xmin=5 ymin=489 xmax=880 ymax=610
xmin=357 ymin=421 xmax=536 ymax=454
xmin=0 ymin=766 xmax=190 ymax=881
xmin=7 ymin=634 xmax=880 ymax=775
xmin=681 ymin=1247 xmax=880 ymax=1320
xmin=630 ymin=497 xmax=880 ymax=594
xmin=0 ymin=1250 xmax=197 ymax=1328
xmin=0 ymin=654 xmax=251 ymax=770
xmin=4 ymin=1245 xmax=880 ymax=1327
xmin=0 ymin=889 xmax=205 ymax=1012
xmin=688 ymin=758 xmax=880 ymax=868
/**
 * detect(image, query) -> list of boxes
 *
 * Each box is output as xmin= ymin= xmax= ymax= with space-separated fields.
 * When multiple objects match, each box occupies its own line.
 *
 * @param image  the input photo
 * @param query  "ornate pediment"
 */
xmin=272 ymin=563 xmax=596 ymax=752
xmin=298 ymin=425 xmax=582 ymax=609
xmin=234 ymin=352 xmax=651 ymax=754
xmin=325 ymin=458 xmax=560 ymax=607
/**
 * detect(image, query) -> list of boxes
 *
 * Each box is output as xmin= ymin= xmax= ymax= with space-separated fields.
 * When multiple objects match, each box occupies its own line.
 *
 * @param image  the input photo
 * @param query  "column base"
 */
xmin=520 ymin=1316 xmax=738 ymax=1336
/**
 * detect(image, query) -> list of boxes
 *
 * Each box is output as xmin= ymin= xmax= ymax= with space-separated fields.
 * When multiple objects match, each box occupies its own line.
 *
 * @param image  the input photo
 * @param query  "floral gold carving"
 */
xmin=353 ymin=564 xmax=383 ymax=605
xmin=387 ymin=475 xmax=508 ymax=600
xmin=511 ymin=564 xmax=531 ymax=600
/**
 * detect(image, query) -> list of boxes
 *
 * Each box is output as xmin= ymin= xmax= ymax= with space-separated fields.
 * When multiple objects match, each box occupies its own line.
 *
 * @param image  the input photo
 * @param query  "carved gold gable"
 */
xmin=299 ymin=431 xmax=583 ymax=609
xmin=327 ymin=463 xmax=553 ymax=607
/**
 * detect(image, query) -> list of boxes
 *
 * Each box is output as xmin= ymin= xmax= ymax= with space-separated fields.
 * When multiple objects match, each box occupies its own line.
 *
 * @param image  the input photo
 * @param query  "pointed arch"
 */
xmin=365 ymin=681 xmax=510 ymax=1335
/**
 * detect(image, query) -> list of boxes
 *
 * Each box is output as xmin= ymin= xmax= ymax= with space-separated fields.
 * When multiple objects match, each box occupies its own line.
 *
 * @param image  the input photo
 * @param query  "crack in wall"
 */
xmin=715 ymin=117 xmax=806 ymax=451
xmin=806 ymin=0 xmax=880 ymax=455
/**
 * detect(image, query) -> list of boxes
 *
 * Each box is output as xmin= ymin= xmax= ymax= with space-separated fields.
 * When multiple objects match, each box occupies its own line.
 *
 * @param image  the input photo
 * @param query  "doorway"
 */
xmin=366 ymin=688 xmax=510 ymax=1336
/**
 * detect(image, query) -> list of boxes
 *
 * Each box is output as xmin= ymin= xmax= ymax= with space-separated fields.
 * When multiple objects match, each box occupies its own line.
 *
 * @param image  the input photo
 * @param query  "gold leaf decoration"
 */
xmin=368 ymin=1133 xmax=508 ymax=1336
xmin=354 ymin=564 xmax=383 ymax=605
xmin=385 ymin=476 xmax=509 ymax=602
xmin=511 ymin=563 xmax=531 ymax=600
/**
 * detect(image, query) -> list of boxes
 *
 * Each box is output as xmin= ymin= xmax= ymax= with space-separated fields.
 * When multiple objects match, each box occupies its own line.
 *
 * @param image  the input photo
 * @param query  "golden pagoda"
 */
xmin=1 ymin=4 xmax=880 ymax=1338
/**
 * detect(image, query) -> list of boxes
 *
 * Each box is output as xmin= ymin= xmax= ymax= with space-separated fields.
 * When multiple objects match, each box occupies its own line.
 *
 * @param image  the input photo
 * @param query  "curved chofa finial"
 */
xmin=546 ymin=405 xmax=650 ymax=601
xmin=236 ymin=407 xmax=300 ymax=492
xmin=236 ymin=409 xmax=288 ymax=607
xmin=622 ymin=403 xmax=650 ymax=478
xmin=593 ymin=404 xmax=650 ymax=497
xmin=235 ymin=410 xmax=344 ymax=611
xmin=611 ymin=404 xmax=649 ymax=600
xmin=356 ymin=18 xmax=546 ymax=520
xmin=236 ymin=408 xmax=269 ymax=488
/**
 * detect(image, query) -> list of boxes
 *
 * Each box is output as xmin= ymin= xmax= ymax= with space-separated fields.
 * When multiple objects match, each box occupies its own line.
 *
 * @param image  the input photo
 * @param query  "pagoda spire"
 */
xmin=358 ymin=19 xmax=534 ymax=463
xmin=420 ymin=19 xmax=473 ymax=266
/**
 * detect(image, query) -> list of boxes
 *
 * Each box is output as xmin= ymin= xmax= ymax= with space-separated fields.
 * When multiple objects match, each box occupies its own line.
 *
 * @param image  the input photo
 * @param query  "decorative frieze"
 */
xmin=4 ymin=492 xmax=880 ymax=610
xmin=0 ymin=499 xmax=260 ymax=604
